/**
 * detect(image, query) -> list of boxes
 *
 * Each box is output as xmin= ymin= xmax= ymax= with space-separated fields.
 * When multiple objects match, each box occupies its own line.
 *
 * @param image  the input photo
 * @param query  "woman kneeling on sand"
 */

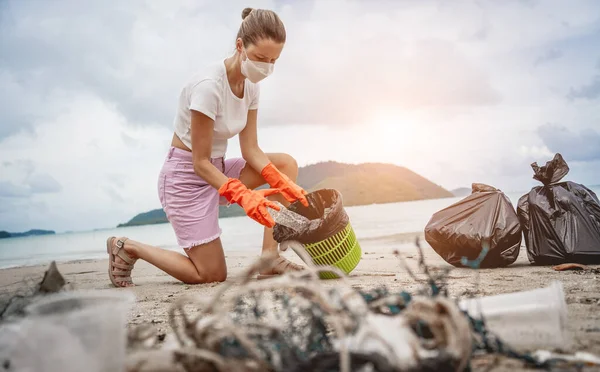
xmin=106 ymin=8 xmax=308 ymax=287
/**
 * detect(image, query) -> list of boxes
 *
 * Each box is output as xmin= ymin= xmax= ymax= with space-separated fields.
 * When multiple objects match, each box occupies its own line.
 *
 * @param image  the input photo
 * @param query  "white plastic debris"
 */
xmin=0 ymin=319 xmax=95 ymax=372
xmin=459 ymin=281 xmax=569 ymax=351
xmin=532 ymin=350 xmax=600 ymax=366
xmin=335 ymin=313 xmax=419 ymax=370
xmin=335 ymin=296 xmax=472 ymax=371
xmin=23 ymin=290 xmax=135 ymax=372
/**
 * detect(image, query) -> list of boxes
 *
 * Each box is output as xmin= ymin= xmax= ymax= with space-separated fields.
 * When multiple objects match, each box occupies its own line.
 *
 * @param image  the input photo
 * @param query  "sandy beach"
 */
xmin=1 ymin=232 xmax=599 ymax=370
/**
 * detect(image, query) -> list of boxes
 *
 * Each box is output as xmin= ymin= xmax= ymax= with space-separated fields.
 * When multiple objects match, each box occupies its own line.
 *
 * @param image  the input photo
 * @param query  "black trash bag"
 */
xmin=424 ymin=183 xmax=521 ymax=268
xmin=517 ymin=153 xmax=600 ymax=265
xmin=273 ymin=189 xmax=349 ymax=244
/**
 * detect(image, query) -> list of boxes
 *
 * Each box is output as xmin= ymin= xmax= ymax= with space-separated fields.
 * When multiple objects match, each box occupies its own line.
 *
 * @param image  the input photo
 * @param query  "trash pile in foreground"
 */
xmin=2 ymin=241 xmax=600 ymax=371
xmin=123 ymin=241 xmax=599 ymax=372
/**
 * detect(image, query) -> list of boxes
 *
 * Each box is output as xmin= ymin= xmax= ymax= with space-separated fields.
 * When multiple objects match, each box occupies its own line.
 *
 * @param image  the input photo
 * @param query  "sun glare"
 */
xmin=358 ymin=109 xmax=430 ymax=163
xmin=372 ymin=109 xmax=421 ymax=141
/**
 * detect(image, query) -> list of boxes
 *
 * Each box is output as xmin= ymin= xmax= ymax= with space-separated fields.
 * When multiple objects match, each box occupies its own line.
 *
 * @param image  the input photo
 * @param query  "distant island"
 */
xmin=0 ymin=229 xmax=56 ymax=239
xmin=117 ymin=161 xmax=453 ymax=227
xmin=450 ymin=187 xmax=472 ymax=197
xmin=117 ymin=204 xmax=246 ymax=227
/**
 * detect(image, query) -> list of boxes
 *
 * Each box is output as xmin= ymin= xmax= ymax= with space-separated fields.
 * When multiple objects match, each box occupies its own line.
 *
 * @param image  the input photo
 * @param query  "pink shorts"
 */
xmin=157 ymin=147 xmax=246 ymax=249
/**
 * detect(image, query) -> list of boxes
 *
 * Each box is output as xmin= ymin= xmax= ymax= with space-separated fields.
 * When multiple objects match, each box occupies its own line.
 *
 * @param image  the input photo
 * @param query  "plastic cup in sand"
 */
xmin=0 ymin=319 xmax=92 ymax=372
xmin=24 ymin=290 xmax=135 ymax=372
xmin=458 ymin=281 xmax=568 ymax=351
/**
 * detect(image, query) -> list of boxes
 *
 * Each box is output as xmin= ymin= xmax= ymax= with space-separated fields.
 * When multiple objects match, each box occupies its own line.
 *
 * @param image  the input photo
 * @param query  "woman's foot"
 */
xmin=106 ymin=236 xmax=138 ymax=287
xmin=257 ymin=256 xmax=304 ymax=280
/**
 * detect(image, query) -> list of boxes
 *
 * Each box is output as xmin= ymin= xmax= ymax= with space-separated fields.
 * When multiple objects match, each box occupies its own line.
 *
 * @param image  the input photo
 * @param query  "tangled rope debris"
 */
xmin=126 ymin=239 xmax=591 ymax=372
xmin=127 ymin=240 xmax=472 ymax=372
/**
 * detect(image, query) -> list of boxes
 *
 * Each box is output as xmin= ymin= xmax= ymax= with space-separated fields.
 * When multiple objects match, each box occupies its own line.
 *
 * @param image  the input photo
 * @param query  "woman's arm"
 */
xmin=239 ymin=109 xmax=309 ymax=207
xmin=190 ymin=110 xmax=229 ymax=189
xmin=239 ymin=109 xmax=271 ymax=172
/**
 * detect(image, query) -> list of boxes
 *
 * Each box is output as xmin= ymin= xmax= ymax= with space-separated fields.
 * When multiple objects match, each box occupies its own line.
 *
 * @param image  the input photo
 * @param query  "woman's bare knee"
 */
xmin=183 ymin=269 xmax=227 ymax=284
xmin=270 ymin=153 xmax=299 ymax=178
xmin=184 ymin=238 xmax=227 ymax=284
xmin=202 ymin=269 xmax=227 ymax=283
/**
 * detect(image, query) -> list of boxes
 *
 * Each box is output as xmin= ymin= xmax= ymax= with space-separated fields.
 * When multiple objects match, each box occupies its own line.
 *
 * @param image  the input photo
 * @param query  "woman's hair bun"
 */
xmin=241 ymin=8 xmax=254 ymax=20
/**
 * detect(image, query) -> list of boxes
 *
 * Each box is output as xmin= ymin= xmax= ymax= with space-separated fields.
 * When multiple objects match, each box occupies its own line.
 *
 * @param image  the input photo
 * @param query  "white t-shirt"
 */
xmin=173 ymin=60 xmax=260 ymax=158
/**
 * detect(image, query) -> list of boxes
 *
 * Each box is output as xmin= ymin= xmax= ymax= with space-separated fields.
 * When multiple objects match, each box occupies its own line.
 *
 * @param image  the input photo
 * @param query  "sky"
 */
xmin=1 ymin=0 xmax=600 ymax=233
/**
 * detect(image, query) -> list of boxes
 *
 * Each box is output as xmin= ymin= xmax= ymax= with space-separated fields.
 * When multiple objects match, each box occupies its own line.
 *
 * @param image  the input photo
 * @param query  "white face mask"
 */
xmin=240 ymin=48 xmax=274 ymax=83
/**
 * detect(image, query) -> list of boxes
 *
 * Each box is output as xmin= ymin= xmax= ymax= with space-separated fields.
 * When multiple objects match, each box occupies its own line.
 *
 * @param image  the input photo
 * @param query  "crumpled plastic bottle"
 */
xmin=268 ymin=201 xmax=310 ymax=233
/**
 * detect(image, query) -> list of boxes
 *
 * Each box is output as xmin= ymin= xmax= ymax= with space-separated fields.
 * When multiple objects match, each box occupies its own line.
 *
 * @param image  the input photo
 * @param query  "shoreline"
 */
xmin=0 ymin=230 xmax=428 ymax=271
xmin=0 ymin=190 xmax=492 ymax=243
xmin=0 ymin=257 xmax=107 ymax=271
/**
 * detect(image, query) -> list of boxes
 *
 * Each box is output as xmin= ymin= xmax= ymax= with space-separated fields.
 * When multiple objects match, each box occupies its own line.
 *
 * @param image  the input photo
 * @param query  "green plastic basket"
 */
xmin=303 ymin=222 xmax=362 ymax=279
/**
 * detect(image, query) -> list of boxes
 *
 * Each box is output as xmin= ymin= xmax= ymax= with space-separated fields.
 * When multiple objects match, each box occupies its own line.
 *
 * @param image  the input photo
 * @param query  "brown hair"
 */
xmin=236 ymin=8 xmax=286 ymax=47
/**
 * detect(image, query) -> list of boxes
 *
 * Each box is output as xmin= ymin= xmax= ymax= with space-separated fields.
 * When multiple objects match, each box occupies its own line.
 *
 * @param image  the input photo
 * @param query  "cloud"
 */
xmin=568 ymin=77 xmax=600 ymax=100
xmin=0 ymin=159 xmax=35 ymax=179
xmin=0 ymin=92 xmax=172 ymax=232
xmin=103 ymin=185 xmax=125 ymax=204
xmin=260 ymin=37 xmax=502 ymax=127
xmin=0 ymin=176 xmax=61 ymax=199
xmin=567 ymin=57 xmax=600 ymax=100
xmin=0 ymin=160 xmax=62 ymax=195
xmin=0 ymin=168 xmax=62 ymax=202
xmin=1 ymin=0 xmax=600 ymax=232
xmin=2 ymin=0 xmax=598 ymax=137
xmin=518 ymin=0 xmax=539 ymax=7
xmin=0 ymin=181 xmax=31 ymax=197
xmin=537 ymin=124 xmax=600 ymax=162
xmin=534 ymin=48 xmax=563 ymax=66
xmin=27 ymin=174 xmax=62 ymax=194
xmin=0 ymin=0 xmax=245 ymax=139
xmin=1 ymin=0 xmax=514 ymax=139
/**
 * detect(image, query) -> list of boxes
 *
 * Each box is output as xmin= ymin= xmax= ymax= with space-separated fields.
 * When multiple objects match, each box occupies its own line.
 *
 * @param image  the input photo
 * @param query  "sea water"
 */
xmin=3 ymin=189 xmax=597 ymax=269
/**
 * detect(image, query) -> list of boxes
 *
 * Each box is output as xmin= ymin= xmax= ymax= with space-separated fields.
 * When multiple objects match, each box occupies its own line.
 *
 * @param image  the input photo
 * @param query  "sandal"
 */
xmin=257 ymin=256 xmax=304 ymax=280
xmin=106 ymin=236 xmax=137 ymax=287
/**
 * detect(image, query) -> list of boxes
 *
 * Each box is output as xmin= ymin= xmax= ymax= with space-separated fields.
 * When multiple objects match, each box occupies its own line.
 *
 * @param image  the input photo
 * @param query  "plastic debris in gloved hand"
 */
xmin=272 ymin=189 xmax=362 ymax=279
xmin=517 ymin=153 xmax=600 ymax=265
xmin=273 ymin=189 xmax=350 ymax=245
xmin=268 ymin=201 xmax=311 ymax=233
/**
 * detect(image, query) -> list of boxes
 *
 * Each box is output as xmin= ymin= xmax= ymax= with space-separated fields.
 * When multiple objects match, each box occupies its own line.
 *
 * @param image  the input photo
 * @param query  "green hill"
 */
xmin=117 ymin=161 xmax=452 ymax=227
xmin=116 ymin=209 xmax=170 ymax=228
xmin=300 ymin=162 xmax=453 ymax=203
xmin=117 ymin=204 xmax=245 ymax=227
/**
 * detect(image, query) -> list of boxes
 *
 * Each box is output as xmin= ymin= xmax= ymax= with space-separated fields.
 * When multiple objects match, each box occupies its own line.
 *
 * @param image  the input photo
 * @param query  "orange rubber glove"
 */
xmin=261 ymin=162 xmax=309 ymax=207
xmin=218 ymin=178 xmax=282 ymax=228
